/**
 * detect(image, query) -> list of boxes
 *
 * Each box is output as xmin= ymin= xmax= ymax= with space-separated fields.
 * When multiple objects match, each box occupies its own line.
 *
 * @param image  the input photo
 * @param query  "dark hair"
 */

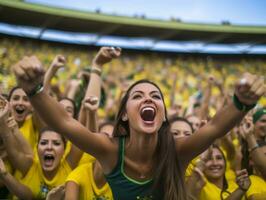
xmin=8 ymin=86 xmax=22 ymax=101
xmin=169 ymin=116 xmax=194 ymax=133
xmin=241 ymin=138 xmax=253 ymax=175
xmin=38 ymin=127 xmax=66 ymax=149
xmin=112 ymin=79 xmax=187 ymax=200
xmin=59 ymin=97 xmax=77 ymax=119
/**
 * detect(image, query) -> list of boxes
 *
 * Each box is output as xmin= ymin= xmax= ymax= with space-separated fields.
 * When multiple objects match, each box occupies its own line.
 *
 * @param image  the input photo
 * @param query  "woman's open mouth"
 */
xmin=140 ymin=106 xmax=156 ymax=124
xmin=15 ymin=106 xmax=26 ymax=115
xmin=43 ymin=154 xmax=55 ymax=167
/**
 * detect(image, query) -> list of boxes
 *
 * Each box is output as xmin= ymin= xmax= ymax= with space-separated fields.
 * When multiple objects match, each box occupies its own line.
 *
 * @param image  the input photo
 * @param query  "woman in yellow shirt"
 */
xmin=0 ymin=95 xmax=35 ymax=199
xmin=198 ymin=145 xmax=250 ymax=200
xmin=8 ymin=86 xmax=43 ymax=149
xmin=0 ymin=127 xmax=80 ymax=199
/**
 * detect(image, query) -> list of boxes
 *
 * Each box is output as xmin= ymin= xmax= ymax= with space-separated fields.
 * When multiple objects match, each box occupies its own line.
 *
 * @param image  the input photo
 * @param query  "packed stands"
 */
xmin=1 ymin=36 xmax=265 ymax=112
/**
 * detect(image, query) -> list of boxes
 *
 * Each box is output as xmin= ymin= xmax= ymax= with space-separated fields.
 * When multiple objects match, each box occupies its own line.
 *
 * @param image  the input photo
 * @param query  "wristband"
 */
xmin=249 ymin=144 xmax=259 ymax=153
xmin=26 ymin=83 xmax=44 ymax=97
xmin=233 ymin=94 xmax=256 ymax=112
xmin=90 ymin=67 xmax=102 ymax=76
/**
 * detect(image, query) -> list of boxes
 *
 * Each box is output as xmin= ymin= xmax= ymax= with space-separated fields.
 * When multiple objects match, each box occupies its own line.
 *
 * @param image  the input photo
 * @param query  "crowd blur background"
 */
xmin=0 ymin=0 xmax=266 ymax=199
xmin=1 ymin=36 xmax=265 ymax=118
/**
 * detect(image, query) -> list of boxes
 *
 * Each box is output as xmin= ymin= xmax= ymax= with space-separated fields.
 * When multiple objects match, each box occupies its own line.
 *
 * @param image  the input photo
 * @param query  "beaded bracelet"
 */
xmin=233 ymin=94 xmax=256 ymax=112
xmin=248 ymin=144 xmax=259 ymax=153
xmin=26 ymin=83 xmax=44 ymax=98
xmin=90 ymin=67 xmax=102 ymax=76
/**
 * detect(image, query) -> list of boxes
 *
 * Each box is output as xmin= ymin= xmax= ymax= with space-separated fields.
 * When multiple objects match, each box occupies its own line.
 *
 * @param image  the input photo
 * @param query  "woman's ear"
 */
xmin=163 ymin=115 xmax=166 ymax=122
xmin=122 ymin=113 xmax=128 ymax=121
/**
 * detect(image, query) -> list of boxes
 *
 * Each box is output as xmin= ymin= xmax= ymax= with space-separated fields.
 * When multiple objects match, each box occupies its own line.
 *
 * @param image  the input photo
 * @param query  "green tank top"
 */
xmin=105 ymin=137 xmax=163 ymax=200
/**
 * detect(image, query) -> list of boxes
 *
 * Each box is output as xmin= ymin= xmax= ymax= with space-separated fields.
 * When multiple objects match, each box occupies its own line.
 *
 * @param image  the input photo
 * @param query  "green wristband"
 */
xmin=26 ymin=83 xmax=44 ymax=97
xmin=233 ymin=94 xmax=256 ymax=112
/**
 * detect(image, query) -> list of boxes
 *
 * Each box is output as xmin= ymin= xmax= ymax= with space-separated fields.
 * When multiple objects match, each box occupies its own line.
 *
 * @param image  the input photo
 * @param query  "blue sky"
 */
xmin=26 ymin=0 xmax=266 ymax=25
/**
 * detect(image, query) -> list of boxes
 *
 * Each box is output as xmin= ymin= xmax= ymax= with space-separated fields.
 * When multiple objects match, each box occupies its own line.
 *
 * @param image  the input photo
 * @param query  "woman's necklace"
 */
xmin=138 ymin=163 xmax=153 ymax=179
xmin=125 ymin=156 xmax=152 ymax=180
xmin=139 ymin=173 xmax=146 ymax=179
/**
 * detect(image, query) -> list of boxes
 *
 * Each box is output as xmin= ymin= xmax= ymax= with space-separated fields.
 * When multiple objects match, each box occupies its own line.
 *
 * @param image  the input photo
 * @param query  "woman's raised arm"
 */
xmin=177 ymin=73 xmax=265 ymax=165
xmin=12 ymin=53 xmax=120 ymax=168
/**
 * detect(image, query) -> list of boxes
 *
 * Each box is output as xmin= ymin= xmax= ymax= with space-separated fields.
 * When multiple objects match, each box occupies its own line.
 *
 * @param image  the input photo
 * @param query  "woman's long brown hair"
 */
xmin=112 ymin=79 xmax=187 ymax=200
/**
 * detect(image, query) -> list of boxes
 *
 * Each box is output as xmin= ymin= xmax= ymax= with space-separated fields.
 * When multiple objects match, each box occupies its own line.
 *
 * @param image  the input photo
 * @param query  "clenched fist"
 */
xmin=12 ymin=56 xmax=45 ymax=94
xmin=92 ymin=47 xmax=121 ymax=68
xmin=235 ymin=73 xmax=265 ymax=106
xmin=83 ymin=96 xmax=99 ymax=112
xmin=50 ymin=55 xmax=66 ymax=70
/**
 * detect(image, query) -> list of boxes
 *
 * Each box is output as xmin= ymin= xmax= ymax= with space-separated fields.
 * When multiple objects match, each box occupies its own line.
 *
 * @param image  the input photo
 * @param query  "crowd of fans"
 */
xmin=0 ymin=37 xmax=265 ymax=199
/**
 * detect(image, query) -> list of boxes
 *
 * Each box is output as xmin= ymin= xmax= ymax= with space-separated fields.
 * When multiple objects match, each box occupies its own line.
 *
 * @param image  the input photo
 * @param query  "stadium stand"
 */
xmin=0 ymin=36 xmax=265 ymax=113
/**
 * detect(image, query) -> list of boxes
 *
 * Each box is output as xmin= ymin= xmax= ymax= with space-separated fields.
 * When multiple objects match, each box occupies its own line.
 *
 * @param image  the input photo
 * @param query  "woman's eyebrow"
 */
xmin=131 ymin=90 xmax=160 ymax=96
xmin=150 ymin=91 xmax=160 ymax=95
xmin=131 ymin=90 xmax=144 ymax=95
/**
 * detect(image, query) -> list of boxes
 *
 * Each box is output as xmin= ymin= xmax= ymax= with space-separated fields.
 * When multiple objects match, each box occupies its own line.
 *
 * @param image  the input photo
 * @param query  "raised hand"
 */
xmin=50 ymin=55 xmax=66 ymax=70
xmin=6 ymin=116 xmax=18 ymax=130
xmin=239 ymin=116 xmax=254 ymax=140
xmin=46 ymin=185 xmax=65 ymax=200
xmin=83 ymin=96 xmax=99 ymax=112
xmin=199 ymin=146 xmax=213 ymax=162
xmin=235 ymin=169 xmax=251 ymax=192
xmin=235 ymin=73 xmax=265 ymax=106
xmin=0 ymin=96 xmax=10 ymax=128
xmin=12 ymin=56 xmax=45 ymax=94
xmin=193 ymin=167 xmax=207 ymax=189
xmin=92 ymin=47 xmax=122 ymax=68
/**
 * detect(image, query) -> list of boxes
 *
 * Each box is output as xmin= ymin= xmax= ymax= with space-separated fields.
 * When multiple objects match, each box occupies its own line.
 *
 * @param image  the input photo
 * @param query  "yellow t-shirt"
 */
xmin=19 ymin=115 xmax=39 ymax=150
xmin=13 ymin=157 xmax=72 ymax=200
xmin=185 ymin=157 xmax=200 ymax=178
xmin=63 ymin=141 xmax=71 ymax=159
xmin=62 ymin=141 xmax=95 ymax=166
xmin=78 ymin=153 xmax=96 ymax=165
xmin=199 ymin=179 xmax=238 ymax=200
xmin=246 ymin=175 xmax=266 ymax=199
xmin=66 ymin=163 xmax=113 ymax=200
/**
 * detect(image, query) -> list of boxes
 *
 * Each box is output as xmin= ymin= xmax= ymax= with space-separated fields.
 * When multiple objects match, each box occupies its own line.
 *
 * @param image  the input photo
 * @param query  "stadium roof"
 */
xmin=1 ymin=0 xmax=266 ymax=45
